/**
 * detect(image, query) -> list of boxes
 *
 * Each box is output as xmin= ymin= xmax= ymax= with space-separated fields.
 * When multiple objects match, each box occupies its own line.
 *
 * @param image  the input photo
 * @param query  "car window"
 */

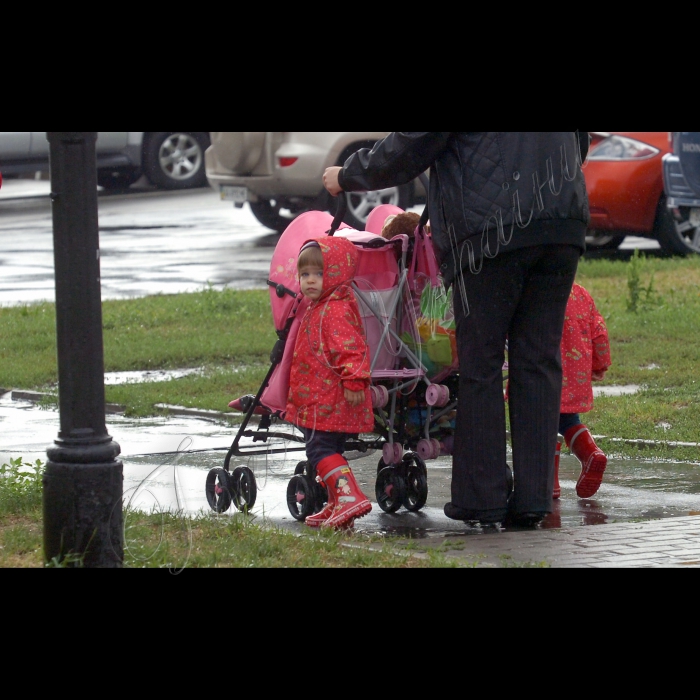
xmin=0 ymin=132 xmax=30 ymax=158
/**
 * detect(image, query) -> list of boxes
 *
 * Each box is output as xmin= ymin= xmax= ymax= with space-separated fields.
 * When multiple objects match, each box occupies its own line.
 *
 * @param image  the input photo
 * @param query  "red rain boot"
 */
xmin=553 ymin=441 xmax=562 ymax=500
xmin=314 ymin=454 xmax=372 ymax=530
xmin=304 ymin=456 xmax=338 ymax=529
xmin=564 ymin=425 xmax=607 ymax=499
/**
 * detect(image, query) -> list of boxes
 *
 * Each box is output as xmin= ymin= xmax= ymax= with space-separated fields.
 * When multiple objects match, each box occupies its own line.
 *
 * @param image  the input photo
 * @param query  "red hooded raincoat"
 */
xmin=285 ymin=236 xmax=375 ymax=433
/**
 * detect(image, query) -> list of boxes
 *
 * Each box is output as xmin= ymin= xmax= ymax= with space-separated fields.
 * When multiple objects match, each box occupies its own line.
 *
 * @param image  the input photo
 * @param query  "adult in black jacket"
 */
xmin=324 ymin=132 xmax=591 ymax=528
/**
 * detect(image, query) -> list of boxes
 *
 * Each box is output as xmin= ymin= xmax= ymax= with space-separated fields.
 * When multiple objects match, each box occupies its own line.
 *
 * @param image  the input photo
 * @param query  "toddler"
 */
xmin=285 ymin=236 xmax=374 ymax=529
xmin=553 ymin=282 xmax=611 ymax=499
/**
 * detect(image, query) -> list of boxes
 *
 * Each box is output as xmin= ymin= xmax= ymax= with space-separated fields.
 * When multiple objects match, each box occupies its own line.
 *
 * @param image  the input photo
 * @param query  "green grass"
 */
xmin=0 ymin=457 xmax=469 ymax=568
xmin=2 ymin=255 xmax=700 ymax=457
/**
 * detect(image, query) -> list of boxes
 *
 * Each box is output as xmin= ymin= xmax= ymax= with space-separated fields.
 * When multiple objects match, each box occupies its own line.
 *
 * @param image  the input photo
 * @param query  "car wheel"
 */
xmin=142 ymin=132 xmax=210 ymax=190
xmin=585 ymin=230 xmax=626 ymax=251
xmin=249 ymin=199 xmax=296 ymax=233
xmin=656 ymin=199 xmax=700 ymax=255
xmin=339 ymin=184 xmax=412 ymax=230
xmin=97 ymin=167 xmax=142 ymax=191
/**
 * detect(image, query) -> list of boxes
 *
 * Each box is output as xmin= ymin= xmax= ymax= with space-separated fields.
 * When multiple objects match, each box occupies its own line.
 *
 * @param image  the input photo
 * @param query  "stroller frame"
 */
xmin=206 ymin=195 xmax=457 ymax=519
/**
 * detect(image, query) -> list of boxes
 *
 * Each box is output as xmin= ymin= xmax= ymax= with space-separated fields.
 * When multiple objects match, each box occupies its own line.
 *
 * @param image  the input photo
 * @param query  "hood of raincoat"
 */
xmin=302 ymin=236 xmax=358 ymax=302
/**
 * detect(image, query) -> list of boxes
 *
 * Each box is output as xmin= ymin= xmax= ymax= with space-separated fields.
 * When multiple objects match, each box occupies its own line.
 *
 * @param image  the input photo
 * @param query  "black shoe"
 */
xmin=504 ymin=511 xmax=546 ymax=529
xmin=444 ymin=502 xmax=506 ymax=525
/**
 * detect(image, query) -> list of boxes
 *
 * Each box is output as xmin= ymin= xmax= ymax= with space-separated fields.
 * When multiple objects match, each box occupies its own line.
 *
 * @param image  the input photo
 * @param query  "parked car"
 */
xmin=205 ymin=132 xmax=426 ymax=232
xmin=0 ymin=132 xmax=211 ymax=191
xmin=662 ymin=132 xmax=700 ymax=255
xmin=582 ymin=131 xmax=687 ymax=253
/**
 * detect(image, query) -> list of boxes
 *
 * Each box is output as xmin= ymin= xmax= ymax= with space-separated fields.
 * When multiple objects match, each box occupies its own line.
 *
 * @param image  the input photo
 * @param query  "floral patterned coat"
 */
xmin=285 ymin=236 xmax=374 ymax=433
xmin=560 ymin=283 xmax=611 ymax=414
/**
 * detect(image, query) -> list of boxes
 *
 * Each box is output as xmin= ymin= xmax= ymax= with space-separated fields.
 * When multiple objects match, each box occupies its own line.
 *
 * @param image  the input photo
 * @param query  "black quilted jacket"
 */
xmin=338 ymin=131 xmax=591 ymax=289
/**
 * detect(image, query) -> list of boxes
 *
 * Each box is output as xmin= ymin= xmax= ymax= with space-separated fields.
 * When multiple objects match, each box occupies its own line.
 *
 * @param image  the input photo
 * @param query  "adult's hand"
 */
xmin=323 ymin=166 xmax=343 ymax=196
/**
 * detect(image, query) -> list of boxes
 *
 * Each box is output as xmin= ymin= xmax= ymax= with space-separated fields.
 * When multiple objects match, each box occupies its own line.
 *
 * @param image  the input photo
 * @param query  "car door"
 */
xmin=29 ymin=132 xmax=50 ymax=156
xmin=0 ymin=132 xmax=31 ymax=158
xmin=96 ymin=132 xmax=129 ymax=152
xmin=25 ymin=132 xmax=130 ymax=156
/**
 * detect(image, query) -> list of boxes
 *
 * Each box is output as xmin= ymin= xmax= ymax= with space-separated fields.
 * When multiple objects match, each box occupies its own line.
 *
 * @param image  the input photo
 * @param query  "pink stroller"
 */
xmin=205 ymin=195 xmax=460 ymax=520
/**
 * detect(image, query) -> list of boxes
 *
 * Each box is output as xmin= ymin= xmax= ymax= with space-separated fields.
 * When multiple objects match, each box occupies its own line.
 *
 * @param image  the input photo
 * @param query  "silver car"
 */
xmin=0 ymin=132 xmax=211 ymax=191
xmin=205 ymin=132 xmax=426 ymax=232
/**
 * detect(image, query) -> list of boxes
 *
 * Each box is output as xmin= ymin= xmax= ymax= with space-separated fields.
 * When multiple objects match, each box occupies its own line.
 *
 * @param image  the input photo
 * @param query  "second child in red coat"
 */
xmin=554 ymin=282 xmax=612 ymax=500
xmin=286 ymin=235 xmax=374 ymax=529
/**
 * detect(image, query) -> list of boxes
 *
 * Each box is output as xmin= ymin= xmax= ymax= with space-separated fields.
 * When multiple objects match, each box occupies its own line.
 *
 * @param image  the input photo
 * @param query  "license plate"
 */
xmin=220 ymin=185 xmax=248 ymax=203
xmin=690 ymin=208 xmax=700 ymax=227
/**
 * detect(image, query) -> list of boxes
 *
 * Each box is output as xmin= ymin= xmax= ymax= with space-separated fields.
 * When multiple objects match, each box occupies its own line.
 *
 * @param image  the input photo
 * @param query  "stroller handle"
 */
xmin=328 ymin=192 xmax=348 ymax=236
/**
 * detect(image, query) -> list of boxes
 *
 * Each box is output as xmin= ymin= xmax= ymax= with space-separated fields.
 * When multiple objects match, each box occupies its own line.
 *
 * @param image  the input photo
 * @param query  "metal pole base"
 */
xmin=43 ymin=460 xmax=124 ymax=568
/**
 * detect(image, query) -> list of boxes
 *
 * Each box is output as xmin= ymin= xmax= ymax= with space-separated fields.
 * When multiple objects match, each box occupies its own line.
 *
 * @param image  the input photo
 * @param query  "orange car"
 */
xmin=582 ymin=131 xmax=684 ymax=253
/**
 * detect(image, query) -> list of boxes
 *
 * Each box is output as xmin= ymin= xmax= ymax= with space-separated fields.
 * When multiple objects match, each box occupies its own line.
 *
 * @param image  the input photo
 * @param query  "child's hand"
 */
xmin=591 ymin=369 xmax=607 ymax=381
xmin=344 ymin=388 xmax=365 ymax=406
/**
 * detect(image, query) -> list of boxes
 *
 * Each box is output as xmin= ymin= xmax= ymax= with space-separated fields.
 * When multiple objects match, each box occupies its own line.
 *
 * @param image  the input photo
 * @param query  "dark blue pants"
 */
xmin=302 ymin=428 xmax=349 ymax=470
xmin=452 ymin=244 xmax=580 ymax=518
xmin=559 ymin=413 xmax=582 ymax=436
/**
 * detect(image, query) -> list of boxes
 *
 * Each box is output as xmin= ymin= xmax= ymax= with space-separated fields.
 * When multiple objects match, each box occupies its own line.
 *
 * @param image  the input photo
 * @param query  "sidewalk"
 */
xmin=382 ymin=515 xmax=700 ymax=568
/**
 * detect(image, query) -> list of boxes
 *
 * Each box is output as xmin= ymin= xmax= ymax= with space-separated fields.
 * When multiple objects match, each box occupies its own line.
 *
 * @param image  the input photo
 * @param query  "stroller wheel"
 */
xmin=370 ymin=385 xmax=389 ymax=408
xmin=382 ymin=442 xmax=404 ymax=466
xmin=286 ymin=475 xmax=317 ymax=522
xmin=376 ymin=466 xmax=406 ymax=514
xmin=416 ymin=438 xmax=441 ymax=461
xmin=426 ymin=383 xmax=450 ymax=407
xmin=403 ymin=462 xmax=429 ymax=512
xmin=205 ymin=468 xmax=233 ymax=513
xmin=230 ymin=466 xmax=257 ymax=512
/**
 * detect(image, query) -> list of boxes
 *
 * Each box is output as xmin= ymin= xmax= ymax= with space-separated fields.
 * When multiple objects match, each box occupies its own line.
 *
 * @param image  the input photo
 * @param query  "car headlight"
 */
xmin=588 ymin=134 xmax=660 ymax=161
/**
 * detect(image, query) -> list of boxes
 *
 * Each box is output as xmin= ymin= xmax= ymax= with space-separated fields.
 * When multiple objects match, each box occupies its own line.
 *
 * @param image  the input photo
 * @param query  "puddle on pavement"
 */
xmin=103 ymin=368 xmax=205 ymax=385
xmin=2 ymin=391 xmax=700 ymax=535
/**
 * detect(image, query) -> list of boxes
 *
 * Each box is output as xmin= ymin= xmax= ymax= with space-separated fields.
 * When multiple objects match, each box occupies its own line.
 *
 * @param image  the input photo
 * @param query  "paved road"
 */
xmin=0 ymin=178 xmax=279 ymax=306
xmin=0 ymin=176 xmax=661 ymax=307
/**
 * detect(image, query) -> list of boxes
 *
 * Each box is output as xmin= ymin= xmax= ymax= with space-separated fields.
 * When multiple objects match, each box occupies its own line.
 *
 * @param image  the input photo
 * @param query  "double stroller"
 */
xmin=205 ymin=194 xmax=460 ymax=521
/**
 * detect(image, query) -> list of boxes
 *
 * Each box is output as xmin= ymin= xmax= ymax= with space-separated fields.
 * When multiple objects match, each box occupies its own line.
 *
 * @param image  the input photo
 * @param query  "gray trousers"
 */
xmin=451 ymin=244 xmax=580 ymax=517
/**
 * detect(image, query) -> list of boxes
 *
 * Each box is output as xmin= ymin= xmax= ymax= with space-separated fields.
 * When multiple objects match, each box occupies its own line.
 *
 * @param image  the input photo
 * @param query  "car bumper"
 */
xmin=663 ymin=153 xmax=700 ymax=208
xmin=583 ymin=157 xmax=662 ymax=233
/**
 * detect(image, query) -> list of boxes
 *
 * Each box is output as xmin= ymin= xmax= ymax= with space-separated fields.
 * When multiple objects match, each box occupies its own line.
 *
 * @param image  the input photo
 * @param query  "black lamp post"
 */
xmin=43 ymin=132 xmax=124 ymax=568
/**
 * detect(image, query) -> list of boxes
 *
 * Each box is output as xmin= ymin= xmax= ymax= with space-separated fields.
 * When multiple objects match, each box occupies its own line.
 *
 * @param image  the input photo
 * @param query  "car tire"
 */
xmin=585 ymin=230 xmax=626 ymax=251
xmin=249 ymin=199 xmax=297 ymax=233
xmin=333 ymin=183 xmax=412 ymax=230
xmin=655 ymin=197 xmax=700 ymax=256
xmin=142 ymin=132 xmax=210 ymax=190
xmin=97 ymin=167 xmax=142 ymax=191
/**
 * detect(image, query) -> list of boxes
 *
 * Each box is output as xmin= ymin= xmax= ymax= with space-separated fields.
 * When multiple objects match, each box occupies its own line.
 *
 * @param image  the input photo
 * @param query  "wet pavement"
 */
xmin=3 ymin=389 xmax=700 ymax=568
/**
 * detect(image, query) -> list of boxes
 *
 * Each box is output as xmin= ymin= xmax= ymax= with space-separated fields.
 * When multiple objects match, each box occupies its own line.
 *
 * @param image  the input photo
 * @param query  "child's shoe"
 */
xmin=304 ymin=476 xmax=335 ymax=529
xmin=310 ymin=454 xmax=372 ymax=530
xmin=564 ymin=425 xmax=607 ymax=498
xmin=228 ymin=395 xmax=270 ymax=415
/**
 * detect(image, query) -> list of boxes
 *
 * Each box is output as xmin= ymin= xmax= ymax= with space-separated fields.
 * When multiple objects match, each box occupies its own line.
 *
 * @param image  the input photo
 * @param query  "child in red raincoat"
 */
xmin=554 ymin=282 xmax=612 ymax=500
xmin=285 ymin=236 xmax=374 ymax=529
